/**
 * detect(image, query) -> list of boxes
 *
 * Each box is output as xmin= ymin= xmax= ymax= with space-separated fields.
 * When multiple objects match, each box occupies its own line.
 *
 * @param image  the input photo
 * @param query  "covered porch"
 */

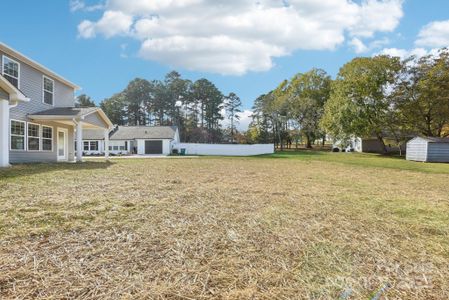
xmin=28 ymin=107 xmax=113 ymax=163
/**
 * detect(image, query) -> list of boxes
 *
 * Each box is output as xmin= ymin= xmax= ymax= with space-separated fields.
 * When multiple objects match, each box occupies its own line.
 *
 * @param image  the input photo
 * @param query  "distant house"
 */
xmin=80 ymin=129 xmax=106 ymax=155
xmin=81 ymin=126 xmax=180 ymax=156
xmin=333 ymin=137 xmax=406 ymax=153
xmin=406 ymin=137 xmax=449 ymax=162
xmin=352 ymin=137 xmax=407 ymax=154
xmin=0 ymin=42 xmax=112 ymax=167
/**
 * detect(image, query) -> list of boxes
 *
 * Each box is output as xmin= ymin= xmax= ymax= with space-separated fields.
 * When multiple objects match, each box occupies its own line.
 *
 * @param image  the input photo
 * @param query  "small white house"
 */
xmin=81 ymin=126 xmax=180 ymax=156
xmin=79 ymin=129 xmax=106 ymax=155
xmin=406 ymin=136 xmax=449 ymax=162
xmin=111 ymin=126 xmax=180 ymax=155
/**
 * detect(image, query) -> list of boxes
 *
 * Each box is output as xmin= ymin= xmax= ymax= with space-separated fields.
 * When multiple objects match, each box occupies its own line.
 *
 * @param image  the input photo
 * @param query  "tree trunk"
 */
xmin=201 ymin=103 xmax=204 ymax=128
xmin=231 ymin=118 xmax=234 ymax=143
xmin=278 ymin=122 xmax=283 ymax=151
xmin=376 ymin=133 xmax=388 ymax=154
xmin=305 ymin=134 xmax=312 ymax=149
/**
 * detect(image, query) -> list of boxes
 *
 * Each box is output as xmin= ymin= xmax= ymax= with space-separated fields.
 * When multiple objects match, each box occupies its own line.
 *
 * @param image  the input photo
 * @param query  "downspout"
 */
xmin=9 ymin=102 xmax=18 ymax=109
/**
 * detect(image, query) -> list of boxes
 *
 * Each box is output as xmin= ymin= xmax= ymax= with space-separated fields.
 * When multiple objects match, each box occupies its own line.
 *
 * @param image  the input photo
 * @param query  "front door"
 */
xmin=57 ymin=128 xmax=68 ymax=161
xmin=145 ymin=140 xmax=163 ymax=154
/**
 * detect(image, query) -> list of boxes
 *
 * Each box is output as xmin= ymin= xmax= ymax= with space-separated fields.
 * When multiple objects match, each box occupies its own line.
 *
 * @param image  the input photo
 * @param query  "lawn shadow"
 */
xmin=0 ymin=161 xmax=115 ymax=179
xmin=258 ymin=149 xmax=327 ymax=159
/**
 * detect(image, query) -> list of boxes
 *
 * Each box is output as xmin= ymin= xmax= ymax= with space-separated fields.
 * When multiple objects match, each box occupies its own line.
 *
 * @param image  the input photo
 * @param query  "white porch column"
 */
xmin=0 ymin=99 xmax=10 ymax=167
xmin=104 ymin=129 xmax=109 ymax=159
xmin=76 ymin=121 xmax=83 ymax=162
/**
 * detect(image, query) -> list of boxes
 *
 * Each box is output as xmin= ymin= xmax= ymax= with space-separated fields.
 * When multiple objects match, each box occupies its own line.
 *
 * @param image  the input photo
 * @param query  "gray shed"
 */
xmin=406 ymin=137 xmax=449 ymax=162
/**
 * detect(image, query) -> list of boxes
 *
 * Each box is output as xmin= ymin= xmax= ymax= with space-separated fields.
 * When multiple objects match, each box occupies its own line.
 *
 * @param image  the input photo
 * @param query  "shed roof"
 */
xmin=418 ymin=136 xmax=449 ymax=143
xmin=110 ymin=126 xmax=178 ymax=140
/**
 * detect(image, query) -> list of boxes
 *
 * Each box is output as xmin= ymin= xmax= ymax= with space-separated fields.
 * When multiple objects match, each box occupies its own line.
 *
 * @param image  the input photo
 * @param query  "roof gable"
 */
xmin=0 ymin=43 xmax=80 ymax=90
xmin=110 ymin=126 xmax=178 ymax=140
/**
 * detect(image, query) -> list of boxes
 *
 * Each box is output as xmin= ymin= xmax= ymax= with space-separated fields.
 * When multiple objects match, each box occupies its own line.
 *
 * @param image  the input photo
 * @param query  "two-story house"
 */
xmin=0 ymin=43 xmax=113 ymax=167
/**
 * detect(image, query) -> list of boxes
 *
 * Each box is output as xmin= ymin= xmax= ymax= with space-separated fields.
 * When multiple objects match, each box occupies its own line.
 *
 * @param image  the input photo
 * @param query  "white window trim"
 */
xmin=2 ymin=55 xmax=21 ymax=89
xmin=42 ymin=75 xmax=55 ymax=106
xmin=57 ymin=128 xmax=69 ymax=161
xmin=42 ymin=125 xmax=53 ymax=152
xmin=83 ymin=140 xmax=100 ymax=152
xmin=89 ymin=140 xmax=99 ymax=151
xmin=27 ymin=122 xmax=41 ymax=152
xmin=10 ymin=119 xmax=26 ymax=151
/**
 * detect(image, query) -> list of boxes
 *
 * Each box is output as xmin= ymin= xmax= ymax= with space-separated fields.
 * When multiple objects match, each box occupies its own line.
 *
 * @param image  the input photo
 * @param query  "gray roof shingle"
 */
xmin=30 ymin=107 xmax=99 ymax=117
xmin=110 ymin=126 xmax=178 ymax=140
xmin=83 ymin=129 xmax=106 ymax=140
xmin=420 ymin=136 xmax=449 ymax=143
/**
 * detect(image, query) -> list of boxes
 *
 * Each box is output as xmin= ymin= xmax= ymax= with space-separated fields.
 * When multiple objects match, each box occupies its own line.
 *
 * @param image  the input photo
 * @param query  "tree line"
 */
xmin=76 ymin=71 xmax=242 ymax=143
xmin=248 ymin=48 xmax=449 ymax=151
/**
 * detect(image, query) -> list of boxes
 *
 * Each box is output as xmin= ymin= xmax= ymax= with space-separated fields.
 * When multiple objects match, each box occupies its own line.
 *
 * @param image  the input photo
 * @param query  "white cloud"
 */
xmin=350 ymin=37 xmax=390 ymax=54
xmin=76 ymin=0 xmax=404 ymax=75
xmin=221 ymin=109 xmax=253 ymax=131
xmin=416 ymin=20 xmax=449 ymax=48
xmin=78 ymin=11 xmax=133 ymax=38
xmin=350 ymin=38 xmax=369 ymax=53
xmin=70 ymin=0 xmax=104 ymax=12
xmin=376 ymin=47 xmax=429 ymax=59
xmin=78 ymin=20 xmax=96 ymax=38
xmin=235 ymin=110 xmax=253 ymax=131
xmin=375 ymin=47 xmax=443 ymax=63
xmin=376 ymin=19 xmax=449 ymax=60
xmin=139 ymin=36 xmax=285 ymax=75
xmin=350 ymin=0 xmax=404 ymax=38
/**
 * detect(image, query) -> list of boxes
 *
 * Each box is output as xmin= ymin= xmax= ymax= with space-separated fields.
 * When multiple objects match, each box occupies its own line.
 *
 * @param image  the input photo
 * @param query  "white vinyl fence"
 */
xmin=177 ymin=143 xmax=274 ymax=156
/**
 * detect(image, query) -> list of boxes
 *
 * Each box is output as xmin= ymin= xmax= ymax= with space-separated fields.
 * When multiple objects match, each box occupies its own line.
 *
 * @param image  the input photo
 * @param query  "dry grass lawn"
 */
xmin=0 ymin=153 xmax=448 ymax=299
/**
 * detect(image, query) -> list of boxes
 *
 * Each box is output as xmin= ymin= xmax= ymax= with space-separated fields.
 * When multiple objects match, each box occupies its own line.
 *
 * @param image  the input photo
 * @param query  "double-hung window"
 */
xmin=43 ymin=76 xmax=54 ymax=105
xmin=42 ymin=126 xmax=53 ymax=151
xmin=90 ymin=141 xmax=99 ymax=151
xmin=28 ymin=123 xmax=40 ymax=151
xmin=3 ymin=56 xmax=20 ymax=88
xmin=83 ymin=141 xmax=99 ymax=151
xmin=10 ymin=120 xmax=25 ymax=150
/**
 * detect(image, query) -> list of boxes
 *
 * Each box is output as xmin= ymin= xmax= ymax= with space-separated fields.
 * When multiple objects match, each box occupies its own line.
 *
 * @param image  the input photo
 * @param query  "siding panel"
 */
xmin=427 ymin=143 xmax=449 ymax=162
xmin=84 ymin=113 xmax=108 ymax=128
xmin=406 ymin=138 xmax=428 ymax=162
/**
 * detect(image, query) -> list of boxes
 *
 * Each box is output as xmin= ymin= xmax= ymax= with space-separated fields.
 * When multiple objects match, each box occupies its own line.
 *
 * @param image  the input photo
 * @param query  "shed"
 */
xmin=406 ymin=137 xmax=449 ymax=162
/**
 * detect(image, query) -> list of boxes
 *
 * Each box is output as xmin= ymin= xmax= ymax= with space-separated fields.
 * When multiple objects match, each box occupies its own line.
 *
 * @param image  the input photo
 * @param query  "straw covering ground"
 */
xmin=0 ymin=153 xmax=448 ymax=299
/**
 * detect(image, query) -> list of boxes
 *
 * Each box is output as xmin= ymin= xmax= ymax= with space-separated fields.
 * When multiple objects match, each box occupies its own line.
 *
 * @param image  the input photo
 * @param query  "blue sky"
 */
xmin=1 ymin=0 xmax=449 ymax=129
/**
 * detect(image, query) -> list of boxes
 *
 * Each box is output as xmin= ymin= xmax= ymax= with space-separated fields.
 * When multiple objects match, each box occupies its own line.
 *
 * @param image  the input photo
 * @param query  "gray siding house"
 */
xmin=406 ymin=137 xmax=449 ymax=163
xmin=0 ymin=43 xmax=113 ymax=167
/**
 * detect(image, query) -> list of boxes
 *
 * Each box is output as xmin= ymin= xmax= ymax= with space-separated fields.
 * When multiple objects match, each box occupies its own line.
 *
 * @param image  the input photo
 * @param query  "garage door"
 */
xmin=145 ymin=140 xmax=163 ymax=154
